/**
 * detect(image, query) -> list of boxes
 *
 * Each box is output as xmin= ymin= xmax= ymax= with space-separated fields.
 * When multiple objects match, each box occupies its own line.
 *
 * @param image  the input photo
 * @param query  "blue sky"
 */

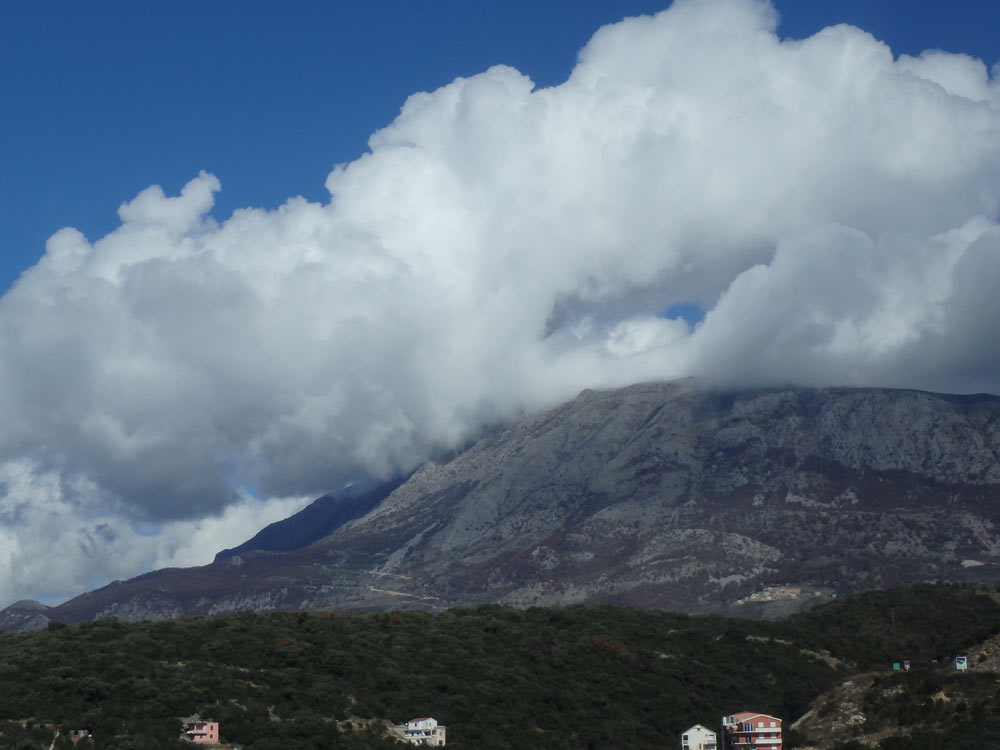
xmin=2 ymin=0 xmax=1000 ymax=606
xmin=3 ymin=0 xmax=998 ymax=295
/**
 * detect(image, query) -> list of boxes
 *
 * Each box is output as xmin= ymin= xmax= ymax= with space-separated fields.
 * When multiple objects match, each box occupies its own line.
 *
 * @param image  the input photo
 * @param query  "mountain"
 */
xmin=0 ymin=600 xmax=53 ymax=632
xmin=6 ymin=379 xmax=1000 ymax=630
xmin=213 ymin=476 xmax=406 ymax=561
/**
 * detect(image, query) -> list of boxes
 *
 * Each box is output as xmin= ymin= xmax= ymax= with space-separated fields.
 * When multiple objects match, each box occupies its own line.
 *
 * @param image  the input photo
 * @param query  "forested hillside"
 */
xmin=1 ymin=585 xmax=998 ymax=749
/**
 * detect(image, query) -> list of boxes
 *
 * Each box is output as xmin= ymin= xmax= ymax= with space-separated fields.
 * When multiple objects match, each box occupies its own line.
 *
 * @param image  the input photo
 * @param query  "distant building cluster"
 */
xmin=13 ymin=707 xmax=792 ymax=748
xmin=682 ymin=711 xmax=782 ymax=750
xmin=17 ymin=713 xmax=448 ymax=748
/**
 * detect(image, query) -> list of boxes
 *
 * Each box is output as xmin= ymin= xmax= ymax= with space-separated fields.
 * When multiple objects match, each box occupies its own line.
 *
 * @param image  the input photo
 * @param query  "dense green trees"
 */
xmin=0 ymin=585 xmax=998 ymax=749
xmin=786 ymin=583 xmax=1000 ymax=668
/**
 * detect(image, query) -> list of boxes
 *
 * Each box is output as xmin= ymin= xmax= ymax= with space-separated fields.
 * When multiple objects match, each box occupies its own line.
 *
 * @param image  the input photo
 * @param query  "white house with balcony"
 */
xmin=681 ymin=723 xmax=717 ymax=750
xmin=395 ymin=717 xmax=447 ymax=746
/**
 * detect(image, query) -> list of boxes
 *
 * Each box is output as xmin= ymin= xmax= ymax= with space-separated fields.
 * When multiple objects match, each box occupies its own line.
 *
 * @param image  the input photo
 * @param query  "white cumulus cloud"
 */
xmin=2 ymin=0 xmax=1000 ymax=605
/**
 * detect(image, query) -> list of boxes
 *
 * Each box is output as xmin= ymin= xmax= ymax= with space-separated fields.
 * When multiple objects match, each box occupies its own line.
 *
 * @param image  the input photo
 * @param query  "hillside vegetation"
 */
xmin=0 ymin=585 xmax=998 ymax=749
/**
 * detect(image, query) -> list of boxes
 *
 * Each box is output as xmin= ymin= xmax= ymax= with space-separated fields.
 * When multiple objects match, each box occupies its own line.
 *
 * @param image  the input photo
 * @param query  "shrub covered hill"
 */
xmin=2 ymin=585 xmax=1000 ymax=750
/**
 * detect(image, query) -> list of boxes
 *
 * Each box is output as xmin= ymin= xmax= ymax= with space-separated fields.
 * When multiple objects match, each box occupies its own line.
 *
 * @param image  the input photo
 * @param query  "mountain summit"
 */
xmin=6 ymin=380 xmax=1000 ymax=630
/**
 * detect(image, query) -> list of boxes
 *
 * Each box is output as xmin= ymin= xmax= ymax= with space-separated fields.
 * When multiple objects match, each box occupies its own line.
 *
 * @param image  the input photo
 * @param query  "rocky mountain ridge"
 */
xmin=5 ymin=379 xmax=1000 ymax=630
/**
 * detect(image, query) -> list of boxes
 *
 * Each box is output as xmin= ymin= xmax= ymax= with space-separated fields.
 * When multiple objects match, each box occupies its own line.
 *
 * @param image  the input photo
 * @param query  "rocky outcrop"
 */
xmin=5 ymin=380 xmax=1000 ymax=630
xmin=0 ymin=600 xmax=52 ymax=631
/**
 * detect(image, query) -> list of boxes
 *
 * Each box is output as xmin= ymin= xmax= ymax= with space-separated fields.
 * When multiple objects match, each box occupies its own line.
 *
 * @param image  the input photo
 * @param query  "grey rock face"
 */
xmin=6 ymin=380 xmax=1000 ymax=630
xmin=0 ymin=600 xmax=52 ymax=631
xmin=317 ymin=380 xmax=1000 ymax=614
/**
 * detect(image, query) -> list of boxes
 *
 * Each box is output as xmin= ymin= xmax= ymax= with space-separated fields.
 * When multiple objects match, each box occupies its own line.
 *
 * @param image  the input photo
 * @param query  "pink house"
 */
xmin=720 ymin=712 xmax=781 ymax=749
xmin=182 ymin=719 xmax=220 ymax=744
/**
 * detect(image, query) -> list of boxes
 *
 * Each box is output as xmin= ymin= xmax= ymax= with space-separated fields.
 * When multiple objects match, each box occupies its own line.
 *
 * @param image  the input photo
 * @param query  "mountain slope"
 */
xmin=7 ymin=379 xmax=1000 ymax=628
xmin=303 ymin=379 xmax=1000 ymax=613
xmin=214 ymin=476 xmax=406 ymax=561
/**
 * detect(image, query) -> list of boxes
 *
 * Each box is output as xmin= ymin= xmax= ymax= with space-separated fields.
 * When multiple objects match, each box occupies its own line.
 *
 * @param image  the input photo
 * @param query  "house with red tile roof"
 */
xmin=720 ymin=711 xmax=781 ymax=749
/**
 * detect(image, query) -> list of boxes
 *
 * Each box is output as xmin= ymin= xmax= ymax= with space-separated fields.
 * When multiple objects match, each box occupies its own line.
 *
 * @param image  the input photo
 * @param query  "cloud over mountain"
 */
xmin=1 ymin=0 xmax=999 ymax=604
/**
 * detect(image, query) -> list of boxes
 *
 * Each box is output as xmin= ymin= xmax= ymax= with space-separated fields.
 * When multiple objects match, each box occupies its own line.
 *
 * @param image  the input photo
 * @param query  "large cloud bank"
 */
xmin=2 ymin=0 xmax=1000 ymax=604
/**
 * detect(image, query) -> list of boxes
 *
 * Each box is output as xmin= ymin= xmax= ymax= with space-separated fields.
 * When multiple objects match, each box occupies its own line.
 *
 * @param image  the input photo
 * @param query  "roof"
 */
xmin=728 ymin=712 xmax=781 ymax=723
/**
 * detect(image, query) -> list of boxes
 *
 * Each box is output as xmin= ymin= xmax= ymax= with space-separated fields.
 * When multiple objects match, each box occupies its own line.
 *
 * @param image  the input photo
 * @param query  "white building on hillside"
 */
xmin=681 ymin=723 xmax=718 ymax=750
xmin=399 ymin=717 xmax=447 ymax=746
